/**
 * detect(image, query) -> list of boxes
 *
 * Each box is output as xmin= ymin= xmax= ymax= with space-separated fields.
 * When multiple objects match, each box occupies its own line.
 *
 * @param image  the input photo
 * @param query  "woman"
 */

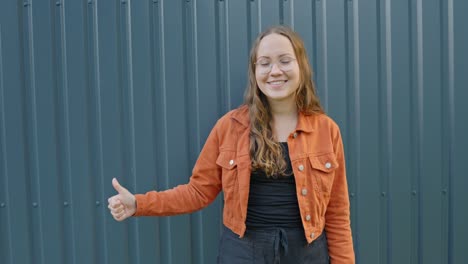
xmin=108 ymin=26 xmax=355 ymax=263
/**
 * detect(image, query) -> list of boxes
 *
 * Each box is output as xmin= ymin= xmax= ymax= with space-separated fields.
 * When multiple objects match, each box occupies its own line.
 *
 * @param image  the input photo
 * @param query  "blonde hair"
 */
xmin=244 ymin=26 xmax=324 ymax=177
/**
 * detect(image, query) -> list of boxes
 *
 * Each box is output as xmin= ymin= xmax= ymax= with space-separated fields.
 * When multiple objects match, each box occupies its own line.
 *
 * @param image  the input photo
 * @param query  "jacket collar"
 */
xmin=295 ymin=111 xmax=315 ymax=133
xmin=231 ymin=105 xmax=315 ymax=133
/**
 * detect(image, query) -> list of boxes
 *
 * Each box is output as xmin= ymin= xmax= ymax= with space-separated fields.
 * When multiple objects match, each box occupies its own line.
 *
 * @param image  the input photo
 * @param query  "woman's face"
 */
xmin=255 ymin=33 xmax=300 ymax=105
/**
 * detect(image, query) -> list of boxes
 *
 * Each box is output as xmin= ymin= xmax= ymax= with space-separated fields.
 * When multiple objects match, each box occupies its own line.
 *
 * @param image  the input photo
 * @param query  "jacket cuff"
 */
xmin=133 ymin=194 xmax=148 ymax=216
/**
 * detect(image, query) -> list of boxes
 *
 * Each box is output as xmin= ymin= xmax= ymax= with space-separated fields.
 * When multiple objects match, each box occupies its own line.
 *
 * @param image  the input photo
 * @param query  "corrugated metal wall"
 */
xmin=1 ymin=0 xmax=467 ymax=263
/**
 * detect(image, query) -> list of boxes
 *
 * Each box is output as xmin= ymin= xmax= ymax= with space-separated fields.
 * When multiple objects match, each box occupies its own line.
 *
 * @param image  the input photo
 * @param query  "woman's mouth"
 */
xmin=267 ymin=80 xmax=287 ymax=88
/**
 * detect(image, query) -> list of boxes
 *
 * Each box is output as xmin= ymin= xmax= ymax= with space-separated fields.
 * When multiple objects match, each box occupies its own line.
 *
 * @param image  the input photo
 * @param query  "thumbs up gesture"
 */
xmin=107 ymin=178 xmax=136 ymax=221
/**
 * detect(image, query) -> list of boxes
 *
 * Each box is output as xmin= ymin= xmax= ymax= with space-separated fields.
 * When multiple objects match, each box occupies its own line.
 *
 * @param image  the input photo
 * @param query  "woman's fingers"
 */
xmin=108 ymin=198 xmax=122 ymax=209
xmin=108 ymin=203 xmax=128 ymax=221
xmin=109 ymin=204 xmax=124 ymax=214
xmin=107 ymin=197 xmax=127 ymax=221
xmin=111 ymin=209 xmax=127 ymax=221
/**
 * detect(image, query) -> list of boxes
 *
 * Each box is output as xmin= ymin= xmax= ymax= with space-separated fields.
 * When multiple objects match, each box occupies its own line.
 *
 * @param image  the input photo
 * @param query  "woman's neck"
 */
xmin=268 ymin=99 xmax=298 ymax=142
xmin=268 ymin=98 xmax=298 ymax=118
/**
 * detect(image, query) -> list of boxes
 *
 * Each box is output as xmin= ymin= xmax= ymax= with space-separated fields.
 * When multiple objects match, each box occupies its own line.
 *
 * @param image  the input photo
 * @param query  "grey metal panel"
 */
xmin=355 ymin=1 xmax=381 ymax=263
xmin=1 ymin=1 xmax=34 ymax=263
xmin=389 ymin=1 xmax=413 ymax=263
xmin=129 ymin=1 xmax=160 ymax=263
xmin=85 ymin=1 xmax=110 ymax=264
xmin=31 ymin=2 xmax=63 ymax=263
xmin=94 ymin=1 xmax=128 ymax=263
xmin=189 ymin=1 xmax=224 ymax=263
xmin=1 ymin=0 xmax=467 ymax=263
xmin=223 ymin=0 xmax=250 ymax=110
xmin=159 ymin=1 xmax=192 ymax=263
xmin=452 ymin=1 xmax=468 ymax=263
xmin=258 ymin=0 xmax=281 ymax=30
xmin=410 ymin=0 xmax=424 ymax=262
xmin=0 ymin=24 xmax=11 ymax=264
xmin=420 ymin=0 xmax=446 ymax=263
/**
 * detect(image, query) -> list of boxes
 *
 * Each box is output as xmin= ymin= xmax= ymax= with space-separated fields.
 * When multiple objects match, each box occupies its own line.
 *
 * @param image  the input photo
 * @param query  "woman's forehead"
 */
xmin=257 ymin=33 xmax=295 ymax=58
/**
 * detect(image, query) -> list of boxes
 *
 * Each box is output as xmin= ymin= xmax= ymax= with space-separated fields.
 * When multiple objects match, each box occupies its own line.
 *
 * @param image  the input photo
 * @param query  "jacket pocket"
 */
xmin=308 ymin=153 xmax=339 ymax=194
xmin=216 ymin=151 xmax=238 ymax=190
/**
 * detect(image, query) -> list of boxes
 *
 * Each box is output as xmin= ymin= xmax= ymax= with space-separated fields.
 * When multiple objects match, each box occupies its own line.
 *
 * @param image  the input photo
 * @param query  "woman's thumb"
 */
xmin=112 ymin=178 xmax=127 ymax=194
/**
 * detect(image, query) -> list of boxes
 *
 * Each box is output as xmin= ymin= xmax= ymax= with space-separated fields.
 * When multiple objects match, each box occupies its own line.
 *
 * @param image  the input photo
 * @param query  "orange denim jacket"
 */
xmin=134 ymin=105 xmax=355 ymax=263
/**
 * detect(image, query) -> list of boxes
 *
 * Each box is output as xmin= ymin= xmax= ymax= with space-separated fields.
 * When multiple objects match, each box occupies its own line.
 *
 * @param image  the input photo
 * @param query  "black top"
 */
xmin=246 ymin=142 xmax=303 ymax=229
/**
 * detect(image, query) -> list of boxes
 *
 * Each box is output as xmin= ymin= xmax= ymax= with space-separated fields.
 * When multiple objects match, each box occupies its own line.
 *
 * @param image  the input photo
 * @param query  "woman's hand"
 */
xmin=107 ymin=178 xmax=136 ymax=221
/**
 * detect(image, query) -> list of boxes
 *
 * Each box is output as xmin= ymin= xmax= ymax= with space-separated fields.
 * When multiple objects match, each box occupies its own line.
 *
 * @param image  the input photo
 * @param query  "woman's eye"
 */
xmin=280 ymin=59 xmax=292 ymax=64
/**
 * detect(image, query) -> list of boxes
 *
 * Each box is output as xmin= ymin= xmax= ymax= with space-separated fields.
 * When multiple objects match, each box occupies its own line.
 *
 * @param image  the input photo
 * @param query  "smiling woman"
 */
xmin=108 ymin=25 xmax=355 ymax=264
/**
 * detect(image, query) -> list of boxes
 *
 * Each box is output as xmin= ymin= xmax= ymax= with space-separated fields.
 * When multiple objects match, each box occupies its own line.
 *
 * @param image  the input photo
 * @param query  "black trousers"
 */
xmin=217 ymin=226 xmax=330 ymax=264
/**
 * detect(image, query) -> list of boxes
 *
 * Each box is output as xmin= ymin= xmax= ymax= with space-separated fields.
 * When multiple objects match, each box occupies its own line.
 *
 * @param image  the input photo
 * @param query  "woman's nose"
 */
xmin=269 ymin=63 xmax=282 ymax=75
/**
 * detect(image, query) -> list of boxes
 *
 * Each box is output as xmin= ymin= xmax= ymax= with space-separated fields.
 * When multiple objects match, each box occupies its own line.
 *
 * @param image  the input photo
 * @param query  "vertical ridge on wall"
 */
xmin=36 ymin=1 xmax=64 ymax=262
xmin=440 ymin=0 xmax=453 ymax=263
xmin=63 ymin=0 xmax=96 ymax=262
xmin=150 ymin=0 xmax=169 ymax=262
xmin=114 ymin=0 xmax=129 ymax=260
xmin=96 ymin=0 xmax=129 ymax=263
xmin=390 ymin=0 xmax=412 ymax=263
xmin=228 ymin=1 xmax=249 ymax=107
xmin=55 ymin=0 xmax=75 ymax=262
xmin=409 ymin=0 xmax=424 ymax=262
xmin=1 ymin=1 xmax=32 ymax=263
xmin=311 ymin=0 xmax=318 ymax=74
xmin=246 ymin=0 xmax=253 ymax=46
xmin=258 ymin=0 xmax=280 ymax=30
xmin=130 ymin=0 xmax=160 ymax=262
xmin=377 ymin=0 xmax=392 ymax=263
xmin=122 ymin=0 xmax=140 ymax=262
xmin=421 ymin=0 xmax=444 ymax=263
xmin=222 ymin=0 xmax=231 ymax=111
xmin=119 ymin=1 xmax=139 ymax=262
xmin=384 ymin=4 xmax=393 ymax=262
xmin=152 ymin=1 xmax=173 ymax=263
xmin=161 ymin=0 xmax=192 ymax=262
xmin=281 ymin=0 xmax=294 ymax=29
xmin=195 ymin=1 xmax=225 ymax=262
xmin=453 ymin=2 xmax=468 ymax=263
xmin=316 ymin=0 xmax=328 ymax=109
xmin=0 ymin=24 xmax=13 ymax=264
xmin=313 ymin=0 xmax=323 ymax=103
xmin=357 ymin=0 xmax=381 ymax=262
xmin=183 ymin=0 xmax=198 ymax=263
xmin=349 ymin=0 xmax=361 ymax=262
xmin=184 ymin=0 xmax=204 ymax=263
xmin=216 ymin=0 xmax=226 ymax=114
xmin=445 ymin=1 xmax=455 ymax=263
xmin=385 ymin=0 xmax=393 ymax=262
xmin=22 ymin=2 xmax=45 ymax=263
xmin=86 ymin=0 xmax=109 ymax=263
xmin=416 ymin=0 xmax=423 ymax=260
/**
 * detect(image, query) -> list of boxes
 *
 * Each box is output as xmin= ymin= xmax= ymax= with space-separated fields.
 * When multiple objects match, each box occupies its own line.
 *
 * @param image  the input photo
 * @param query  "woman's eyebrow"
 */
xmin=256 ymin=53 xmax=294 ymax=59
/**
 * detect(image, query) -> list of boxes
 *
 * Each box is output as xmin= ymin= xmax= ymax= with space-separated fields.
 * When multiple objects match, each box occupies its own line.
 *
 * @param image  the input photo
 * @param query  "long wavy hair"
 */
xmin=244 ymin=26 xmax=324 ymax=177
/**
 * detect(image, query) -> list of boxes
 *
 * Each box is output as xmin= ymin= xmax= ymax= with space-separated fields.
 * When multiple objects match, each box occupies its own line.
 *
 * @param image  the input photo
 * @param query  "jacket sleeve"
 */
xmin=325 ymin=125 xmax=355 ymax=263
xmin=133 ymin=121 xmax=222 ymax=216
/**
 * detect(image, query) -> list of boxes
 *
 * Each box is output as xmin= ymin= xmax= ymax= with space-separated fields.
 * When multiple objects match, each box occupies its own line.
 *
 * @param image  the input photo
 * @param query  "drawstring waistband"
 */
xmin=220 ymin=226 xmax=328 ymax=263
xmin=273 ymin=228 xmax=289 ymax=264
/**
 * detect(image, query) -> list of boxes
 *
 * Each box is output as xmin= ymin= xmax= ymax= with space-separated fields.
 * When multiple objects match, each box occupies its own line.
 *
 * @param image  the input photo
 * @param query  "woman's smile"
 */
xmin=267 ymin=80 xmax=288 ymax=89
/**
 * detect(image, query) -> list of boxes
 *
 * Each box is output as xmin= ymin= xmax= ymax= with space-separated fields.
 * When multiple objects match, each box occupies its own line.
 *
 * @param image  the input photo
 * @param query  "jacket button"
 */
xmin=301 ymin=188 xmax=308 ymax=196
xmin=305 ymin=214 xmax=311 ymax=221
xmin=310 ymin=232 xmax=315 ymax=239
xmin=293 ymin=132 xmax=298 ymax=138
xmin=229 ymin=160 xmax=234 ymax=166
xmin=325 ymin=162 xmax=331 ymax=169
xmin=298 ymin=164 xmax=304 ymax=171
